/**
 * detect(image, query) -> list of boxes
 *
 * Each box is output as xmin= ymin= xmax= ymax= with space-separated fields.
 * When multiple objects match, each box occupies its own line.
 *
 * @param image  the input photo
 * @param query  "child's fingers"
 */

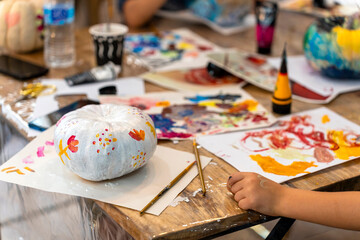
xmin=234 ymin=191 xmax=246 ymax=203
xmin=229 ymin=180 xmax=244 ymax=194
xmin=237 ymin=197 xmax=252 ymax=211
xmin=227 ymin=172 xmax=246 ymax=188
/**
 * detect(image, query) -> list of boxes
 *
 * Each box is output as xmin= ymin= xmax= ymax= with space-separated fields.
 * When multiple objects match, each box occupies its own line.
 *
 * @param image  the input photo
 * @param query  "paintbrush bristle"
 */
xmin=280 ymin=43 xmax=287 ymax=74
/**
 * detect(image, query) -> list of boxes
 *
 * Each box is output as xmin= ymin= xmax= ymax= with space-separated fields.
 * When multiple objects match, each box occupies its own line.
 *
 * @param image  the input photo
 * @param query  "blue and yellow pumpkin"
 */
xmin=303 ymin=14 xmax=360 ymax=79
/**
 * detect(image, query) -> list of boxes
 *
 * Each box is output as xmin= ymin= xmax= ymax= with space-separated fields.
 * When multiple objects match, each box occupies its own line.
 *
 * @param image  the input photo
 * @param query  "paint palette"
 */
xmin=207 ymin=51 xmax=277 ymax=91
xmin=99 ymin=88 xmax=277 ymax=140
xmin=141 ymin=67 xmax=246 ymax=93
xmin=125 ymin=28 xmax=222 ymax=72
xmin=197 ymin=107 xmax=360 ymax=183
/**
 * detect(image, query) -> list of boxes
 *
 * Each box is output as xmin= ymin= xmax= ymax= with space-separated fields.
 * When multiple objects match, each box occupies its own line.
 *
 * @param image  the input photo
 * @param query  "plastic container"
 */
xmin=43 ymin=0 xmax=76 ymax=68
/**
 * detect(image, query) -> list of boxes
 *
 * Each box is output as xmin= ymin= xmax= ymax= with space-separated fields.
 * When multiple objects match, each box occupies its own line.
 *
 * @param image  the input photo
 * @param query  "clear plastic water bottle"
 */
xmin=43 ymin=0 xmax=75 ymax=68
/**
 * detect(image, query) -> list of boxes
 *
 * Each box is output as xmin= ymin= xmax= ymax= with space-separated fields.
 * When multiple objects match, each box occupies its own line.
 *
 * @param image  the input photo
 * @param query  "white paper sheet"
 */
xmin=28 ymin=77 xmax=145 ymax=137
xmin=267 ymin=56 xmax=360 ymax=101
xmin=197 ymin=107 xmax=360 ymax=183
xmin=0 ymin=126 xmax=212 ymax=215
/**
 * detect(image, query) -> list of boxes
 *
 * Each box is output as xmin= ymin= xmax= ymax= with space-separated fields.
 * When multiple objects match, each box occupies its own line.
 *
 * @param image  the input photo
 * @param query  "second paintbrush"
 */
xmin=193 ymin=139 xmax=206 ymax=196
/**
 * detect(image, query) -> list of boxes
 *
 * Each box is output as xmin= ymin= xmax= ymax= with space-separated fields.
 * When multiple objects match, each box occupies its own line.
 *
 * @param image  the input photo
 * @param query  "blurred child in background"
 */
xmin=118 ymin=0 xmax=251 ymax=28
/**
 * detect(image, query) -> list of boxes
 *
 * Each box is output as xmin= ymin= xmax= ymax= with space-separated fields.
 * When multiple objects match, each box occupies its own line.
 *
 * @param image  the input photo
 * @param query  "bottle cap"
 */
xmin=272 ymin=102 xmax=291 ymax=114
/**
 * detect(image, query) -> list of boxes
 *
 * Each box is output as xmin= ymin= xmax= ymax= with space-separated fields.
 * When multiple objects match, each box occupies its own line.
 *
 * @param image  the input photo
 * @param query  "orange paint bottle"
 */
xmin=272 ymin=45 xmax=291 ymax=114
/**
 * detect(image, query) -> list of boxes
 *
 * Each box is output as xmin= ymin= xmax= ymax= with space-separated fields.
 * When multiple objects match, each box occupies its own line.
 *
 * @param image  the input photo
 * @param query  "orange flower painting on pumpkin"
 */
xmin=58 ymin=135 xmax=79 ymax=165
xmin=129 ymin=129 xmax=145 ymax=141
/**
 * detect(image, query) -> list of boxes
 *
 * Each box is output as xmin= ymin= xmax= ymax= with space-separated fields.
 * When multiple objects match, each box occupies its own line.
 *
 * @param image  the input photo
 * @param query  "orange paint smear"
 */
xmin=1 ymin=166 xmax=15 ymax=172
xmin=24 ymin=167 xmax=35 ymax=172
xmin=156 ymin=101 xmax=170 ymax=107
xmin=322 ymin=114 xmax=330 ymax=124
xmin=330 ymin=130 xmax=360 ymax=160
xmin=241 ymin=99 xmax=259 ymax=111
xmin=6 ymin=169 xmax=25 ymax=175
xmin=228 ymin=99 xmax=258 ymax=114
xmin=250 ymin=154 xmax=317 ymax=176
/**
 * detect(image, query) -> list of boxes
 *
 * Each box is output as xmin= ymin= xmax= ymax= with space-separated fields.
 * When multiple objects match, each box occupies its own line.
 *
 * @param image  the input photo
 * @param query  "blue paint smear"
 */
xmin=321 ymin=66 xmax=360 ymax=79
xmin=150 ymin=114 xmax=193 ymax=139
xmin=178 ymin=109 xmax=194 ymax=117
xmin=186 ymin=93 xmax=241 ymax=103
xmin=125 ymin=34 xmax=160 ymax=51
xmin=150 ymin=114 xmax=184 ymax=131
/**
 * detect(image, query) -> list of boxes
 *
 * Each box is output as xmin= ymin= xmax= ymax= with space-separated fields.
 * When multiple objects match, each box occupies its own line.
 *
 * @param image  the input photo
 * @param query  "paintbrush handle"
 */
xmin=193 ymin=139 xmax=206 ymax=196
xmin=140 ymin=161 xmax=195 ymax=215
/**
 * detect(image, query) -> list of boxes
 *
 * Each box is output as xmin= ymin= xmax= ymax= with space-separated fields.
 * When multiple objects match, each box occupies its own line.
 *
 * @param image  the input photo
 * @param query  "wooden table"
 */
xmin=1 ymin=11 xmax=360 ymax=239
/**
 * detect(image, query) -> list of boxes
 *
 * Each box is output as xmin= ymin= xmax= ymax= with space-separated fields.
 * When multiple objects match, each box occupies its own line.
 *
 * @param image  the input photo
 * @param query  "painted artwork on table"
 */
xmin=0 ymin=126 xmax=212 ymax=216
xmin=197 ymin=107 xmax=360 ymax=183
xmin=208 ymin=52 xmax=354 ymax=104
xmin=125 ymin=28 xmax=222 ymax=72
xmin=141 ymin=67 xmax=246 ymax=93
xmin=99 ymin=88 xmax=277 ymax=140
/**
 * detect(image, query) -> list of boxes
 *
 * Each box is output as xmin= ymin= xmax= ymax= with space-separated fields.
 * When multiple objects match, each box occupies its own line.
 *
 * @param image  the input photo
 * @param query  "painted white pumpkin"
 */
xmin=54 ymin=104 xmax=158 ymax=181
xmin=0 ymin=0 xmax=44 ymax=53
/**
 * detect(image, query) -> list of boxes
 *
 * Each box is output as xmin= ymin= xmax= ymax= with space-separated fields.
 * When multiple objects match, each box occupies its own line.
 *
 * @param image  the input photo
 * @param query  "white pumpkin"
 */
xmin=54 ymin=104 xmax=158 ymax=181
xmin=0 ymin=0 xmax=44 ymax=53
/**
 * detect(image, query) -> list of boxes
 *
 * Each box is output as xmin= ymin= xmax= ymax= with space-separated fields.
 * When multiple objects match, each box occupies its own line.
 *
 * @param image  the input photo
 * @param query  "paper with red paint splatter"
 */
xmin=0 ymin=127 xmax=211 ymax=215
xmin=100 ymin=87 xmax=277 ymax=140
xmin=125 ymin=28 xmax=222 ymax=72
xmin=197 ymin=107 xmax=360 ymax=183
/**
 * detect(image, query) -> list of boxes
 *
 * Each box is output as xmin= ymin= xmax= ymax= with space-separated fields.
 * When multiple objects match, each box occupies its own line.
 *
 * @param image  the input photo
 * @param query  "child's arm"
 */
xmin=122 ymin=0 xmax=167 ymax=28
xmin=227 ymin=172 xmax=360 ymax=230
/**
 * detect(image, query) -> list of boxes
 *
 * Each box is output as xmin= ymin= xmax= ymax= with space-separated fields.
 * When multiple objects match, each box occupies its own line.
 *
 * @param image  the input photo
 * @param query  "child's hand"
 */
xmin=227 ymin=172 xmax=287 ymax=216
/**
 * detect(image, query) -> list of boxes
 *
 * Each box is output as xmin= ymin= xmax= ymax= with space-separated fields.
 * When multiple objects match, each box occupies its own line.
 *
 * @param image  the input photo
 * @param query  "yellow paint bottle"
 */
xmin=272 ymin=45 xmax=291 ymax=114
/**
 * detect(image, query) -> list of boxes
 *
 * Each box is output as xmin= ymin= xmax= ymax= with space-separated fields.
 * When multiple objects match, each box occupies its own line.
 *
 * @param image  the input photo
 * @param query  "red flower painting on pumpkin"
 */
xmin=67 ymin=135 xmax=79 ymax=152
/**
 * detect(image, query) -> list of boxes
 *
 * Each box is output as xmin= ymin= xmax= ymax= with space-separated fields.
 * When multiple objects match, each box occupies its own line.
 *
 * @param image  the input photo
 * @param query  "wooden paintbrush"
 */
xmin=140 ymin=161 xmax=196 ymax=215
xmin=193 ymin=139 xmax=206 ymax=196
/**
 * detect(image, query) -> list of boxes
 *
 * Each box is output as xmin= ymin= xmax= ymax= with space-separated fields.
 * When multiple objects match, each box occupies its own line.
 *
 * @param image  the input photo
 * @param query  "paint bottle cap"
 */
xmin=206 ymin=62 xmax=228 ymax=78
xmin=272 ymin=102 xmax=291 ymax=114
xmin=258 ymin=47 xmax=271 ymax=55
